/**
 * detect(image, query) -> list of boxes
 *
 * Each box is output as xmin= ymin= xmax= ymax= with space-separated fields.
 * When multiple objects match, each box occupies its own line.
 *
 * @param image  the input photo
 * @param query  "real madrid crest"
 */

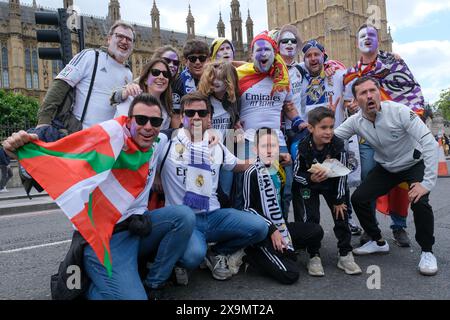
xmin=175 ymin=143 xmax=185 ymax=161
xmin=195 ymin=175 xmax=205 ymax=188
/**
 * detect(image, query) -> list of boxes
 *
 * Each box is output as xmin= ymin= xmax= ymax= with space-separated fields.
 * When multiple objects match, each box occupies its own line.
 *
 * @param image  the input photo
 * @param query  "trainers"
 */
xmin=392 ymin=229 xmax=411 ymax=247
xmin=205 ymin=252 xmax=233 ymax=281
xmin=227 ymin=249 xmax=246 ymax=275
xmin=173 ymin=266 xmax=189 ymax=286
xmin=337 ymin=252 xmax=362 ymax=275
xmin=307 ymin=255 xmax=325 ymax=277
xmin=0 ymin=188 xmax=8 ymax=193
xmin=418 ymin=252 xmax=438 ymax=276
xmin=350 ymin=224 xmax=363 ymax=236
xmin=353 ymin=240 xmax=390 ymax=255
xmin=359 ymin=232 xmax=371 ymax=246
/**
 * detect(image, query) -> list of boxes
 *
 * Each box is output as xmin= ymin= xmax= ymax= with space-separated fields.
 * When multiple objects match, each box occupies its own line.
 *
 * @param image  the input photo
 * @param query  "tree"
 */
xmin=434 ymin=88 xmax=450 ymax=121
xmin=0 ymin=90 xmax=39 ymax=138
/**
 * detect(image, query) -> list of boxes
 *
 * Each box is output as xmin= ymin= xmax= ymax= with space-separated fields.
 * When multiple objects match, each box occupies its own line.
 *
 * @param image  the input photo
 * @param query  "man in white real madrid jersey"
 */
xmin=154 ymin=92 xmax=269 ymax=282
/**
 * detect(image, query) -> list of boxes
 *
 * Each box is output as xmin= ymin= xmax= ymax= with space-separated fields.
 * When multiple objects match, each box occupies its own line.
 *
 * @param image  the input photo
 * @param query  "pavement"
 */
xmin=1 ymin=166 xmax=450 ymax=300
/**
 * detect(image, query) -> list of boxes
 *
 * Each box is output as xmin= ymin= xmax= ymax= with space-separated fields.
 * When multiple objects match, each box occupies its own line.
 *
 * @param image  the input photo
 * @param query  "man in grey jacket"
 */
xmin=335 ymin=76 xmax=439 ymax=276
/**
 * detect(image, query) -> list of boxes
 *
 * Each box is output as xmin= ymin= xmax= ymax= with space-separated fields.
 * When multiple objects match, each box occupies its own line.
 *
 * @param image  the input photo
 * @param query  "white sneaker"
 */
xmin=418 ymin=252 xmax=438 ymax=276
xmin=0 ymin=188 xmax=8 ymax=193
xmin=227 ymin=249 xmax=246 ymax=275
xmin=353 ymin=240 xmax=389 ymax=255
xmin=307 ymin=255 xmax=325 ymax=277
xmin=337 ymin=252 xmax=362 ymax=275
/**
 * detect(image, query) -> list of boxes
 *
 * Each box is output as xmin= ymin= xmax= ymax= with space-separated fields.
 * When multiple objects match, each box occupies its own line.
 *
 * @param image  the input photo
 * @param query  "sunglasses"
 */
xmin=150 ymin=69 xmax=171 ymax=79
xmin=187 ymin=55 xmax=208 ymax=63
xmin=162 ymin=57 xmax=180 ymax=67
xmin=280 ymin=38 xmax=297 ymax=45
xmin=184 ymin=109 xmax=210 ymax=118
xmin=133 ymin=115 xmax=164 ymax=127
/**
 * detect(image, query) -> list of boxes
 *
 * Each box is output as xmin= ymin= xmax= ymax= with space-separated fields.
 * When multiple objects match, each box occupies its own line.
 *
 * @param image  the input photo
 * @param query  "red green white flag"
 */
xmin=17 ymin=116 xmax=157 ymax=277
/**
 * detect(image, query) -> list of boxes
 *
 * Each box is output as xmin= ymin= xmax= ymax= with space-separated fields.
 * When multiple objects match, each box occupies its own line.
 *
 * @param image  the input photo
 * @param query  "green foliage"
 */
xmin=434 ymin=88 xmax=450 ymax=121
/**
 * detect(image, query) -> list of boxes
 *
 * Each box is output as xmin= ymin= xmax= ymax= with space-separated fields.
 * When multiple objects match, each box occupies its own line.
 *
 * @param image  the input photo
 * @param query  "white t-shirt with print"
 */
xmin=210 ymin=96 xmax=232 ymax=142
xmin=157 ymin=130 xmax=237 ymax=213
xmin=56 ymin=49 xmax=133 ymax=129
xmin=285 ymin=63 xmax=304 ymax=129
xmin=300 ymin=67 xmax=346 ymax=127
xmin=240 ymin=76 xmax=292 ymax=146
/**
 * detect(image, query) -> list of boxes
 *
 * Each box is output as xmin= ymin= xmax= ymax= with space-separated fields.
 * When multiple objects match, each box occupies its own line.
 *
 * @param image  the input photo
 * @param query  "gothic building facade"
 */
xmin=266 ymin=0 xmax=393 ymax=67
xmin=0 ymin=0 xmax=253 ymax=101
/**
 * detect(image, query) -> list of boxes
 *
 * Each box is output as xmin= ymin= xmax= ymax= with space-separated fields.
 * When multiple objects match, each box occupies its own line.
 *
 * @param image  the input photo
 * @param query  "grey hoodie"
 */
xmin=335 ymin=101 xmax=438 ymax=191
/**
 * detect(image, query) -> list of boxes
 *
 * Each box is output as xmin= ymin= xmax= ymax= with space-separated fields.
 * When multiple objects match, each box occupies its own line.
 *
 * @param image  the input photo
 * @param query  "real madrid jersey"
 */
xmin=157 ymin=130 xmax=237 ymax=213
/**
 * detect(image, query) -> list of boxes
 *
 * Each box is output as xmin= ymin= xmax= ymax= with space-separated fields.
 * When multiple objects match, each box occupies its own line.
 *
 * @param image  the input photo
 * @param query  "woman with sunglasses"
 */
xmin=114 ymin=58 xmax=174 ymax=130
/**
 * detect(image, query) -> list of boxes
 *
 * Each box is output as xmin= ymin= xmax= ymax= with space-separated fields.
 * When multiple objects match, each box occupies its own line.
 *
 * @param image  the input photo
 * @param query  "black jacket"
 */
xmin=293 ymin=134 xmax=347 ymax=205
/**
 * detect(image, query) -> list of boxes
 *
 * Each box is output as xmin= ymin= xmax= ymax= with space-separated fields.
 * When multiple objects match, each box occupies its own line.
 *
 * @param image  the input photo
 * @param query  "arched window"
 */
xmin=1 ymin=44 xmax=9 ymax=88
xmin=25 ymin=48 xmax=32 ymax=89
xmin=32 ymin=49 xmax=39 ymax=89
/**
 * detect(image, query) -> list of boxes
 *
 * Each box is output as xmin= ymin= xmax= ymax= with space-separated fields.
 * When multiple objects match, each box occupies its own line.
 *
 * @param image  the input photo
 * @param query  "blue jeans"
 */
xmin=219 ymin=168 xmax=234 ymax=198
xmin=83 ymin=205 xmax=195 ymax=300
xmin=179 ymin=208 xmax=268 ymax=269
xmin=233 ymin=140 xmax=293 ymax=219
xmin=359 ymin=142 xmax=407 ymax=230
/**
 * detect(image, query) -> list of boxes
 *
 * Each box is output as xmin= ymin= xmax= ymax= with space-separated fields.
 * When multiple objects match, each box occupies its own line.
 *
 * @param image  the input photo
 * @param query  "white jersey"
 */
xmin=300 ymin=67 xmax=346 ymax=127
xmin=240 ymin=76 xmax=292 ymax=146
xmin=157 ymin=130 xmax=237 ymax=213
xmin=56 ymin=49 xmax=133 ymax=129
xmin=285 ymin=63 xmax=304 ymax=129
xmin=114 ymin=96 xmax=171 ymax=130
xmin=210 ymin=96 xmax=232 ymax=142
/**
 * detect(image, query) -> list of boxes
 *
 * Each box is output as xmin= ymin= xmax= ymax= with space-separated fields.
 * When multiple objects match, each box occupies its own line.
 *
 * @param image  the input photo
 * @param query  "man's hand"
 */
xmin=279 ymin=153 xmax=292 ymax=167
xmin=324 ymin=65 xmax=336 ymax=78
xmin=310 ymin=169 xmax=328 ymax=183
xmin=408 ymin=182 xmax=429 ymax=204
xmin=327 ymin=96 xmax=341 ymax=113
xmin=271 ymin=230 xmax=287 ymax=253
xmin=298 ymin=122 xmax=309 ymax=131
xmin=122 ymin=83 xmax=143 ymax=100
xmin=207 ymin=129 xmax=220 ymax=147
xmin=344 ymin=99 xmax=360 ymax=115
xmin=334 ymin=203 xmax=347 ymax=220
xmin=2 ymin=130 xmax=38 ymax=159
xmin=152 ymin=172 xmax=164 ymax=193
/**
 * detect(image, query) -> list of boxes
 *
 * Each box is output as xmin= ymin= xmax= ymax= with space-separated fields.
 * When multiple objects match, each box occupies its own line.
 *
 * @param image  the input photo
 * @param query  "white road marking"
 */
xmin=0 ymin=209 xmax=61 ymax=220
xmin=0 ymin=240 xmax=71 ymax=254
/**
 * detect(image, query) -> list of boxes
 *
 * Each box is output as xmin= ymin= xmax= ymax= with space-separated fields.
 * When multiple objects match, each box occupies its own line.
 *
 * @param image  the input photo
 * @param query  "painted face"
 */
xmin=358 ymin=27 xmax=379 ymax=54
xmin=127 ymin=103 xmax=162 ymax=149
xmin=255 ymin=132 xmax=280 ymax=166
xmin=146 ymin=62 xmax=169 ymax=97
xmin=354 ymin=80 xmax=381 ymax=119
xmin=216 ymin=43 xmax=234 ymax=62
xmin=107 ymin=26 xmax=134 ymax=63
xmin=279 ymin=31 xmax=297 ymax=58
xmin=161 ymin=50 xmax=180 ymax=77
xmin=212 ymin=79 xmax=226 ymax=94
xmin=309 ymin=117 xmax=335 ymax=147
xmin=304 ymin=47 xmax=324 ymax=76
xmin=252 ymin=40 xmax=275 ymax=73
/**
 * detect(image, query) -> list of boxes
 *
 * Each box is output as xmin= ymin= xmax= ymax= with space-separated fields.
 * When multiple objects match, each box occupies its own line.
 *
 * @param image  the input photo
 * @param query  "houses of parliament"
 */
xmin=0 ymin=0 xmax=392 ymax=101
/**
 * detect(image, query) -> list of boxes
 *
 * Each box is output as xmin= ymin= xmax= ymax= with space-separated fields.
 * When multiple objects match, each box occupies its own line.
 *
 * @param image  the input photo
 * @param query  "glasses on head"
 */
xmin=162 ymin=57 xmax=180 ymax=67
xmin=187 ymin=55 xmax=208 ymax=63
xmin=150 ymin=69 xmax=171 ymax=79
xmin=133 ymin=115 xmax=164 ymax=127
xmin=114 ymin=33 xmax=134 ymax=43
xmin=280 ymin=38 xmax=297 ymax=45
xmin=184 ymin=109 xmax=210 ymax=118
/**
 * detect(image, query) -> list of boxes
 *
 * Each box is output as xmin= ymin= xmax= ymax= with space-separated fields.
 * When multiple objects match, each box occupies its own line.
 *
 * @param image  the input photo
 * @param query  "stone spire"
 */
xmin=108 ymin=0 xmax=121 ymax=23
xmin=230 ymin=0 xmax=244 ymax=60
xmin=186 ymin=4 xmax=195 ymax=40
xmin=246 ymin=9 xmax=254 ymax=51
xmin=63 ymin=0 xmax=73 ymax=9
xmin=9 ymin=0 xmax=22 ymax=34
xmin=151 ymin=0 xmax=161 ymax=47
xmin=217 ymin=12 xmax=225 ymax=38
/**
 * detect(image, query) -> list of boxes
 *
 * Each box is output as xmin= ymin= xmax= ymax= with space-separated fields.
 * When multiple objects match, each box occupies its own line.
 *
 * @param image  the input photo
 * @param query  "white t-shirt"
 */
xmin=210 ymin=96 xmax=232 ymax=142
xmin=56 ymin=49 xmax=133 ymax=129
xmin=240 ymin=77 xmax=292 ymax=146
xmin=157 ymin=130 xmax=237 ymax=213
xmin=300 ymin=68 xmax=346 ymax=127
xmin=114 ymin=97 xmax=171 ymax=130
xmin=284 ymin=63 xmax=304 ymax=129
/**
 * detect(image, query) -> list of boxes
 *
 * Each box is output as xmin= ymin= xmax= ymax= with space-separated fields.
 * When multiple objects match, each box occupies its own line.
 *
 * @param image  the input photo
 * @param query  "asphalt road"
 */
xmin=1 ymin=178 xmax=450 ymax=300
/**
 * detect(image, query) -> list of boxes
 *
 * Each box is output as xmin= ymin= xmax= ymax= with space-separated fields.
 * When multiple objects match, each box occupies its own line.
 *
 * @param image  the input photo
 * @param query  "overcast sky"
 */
xmin=20 ymin=0 xmax=450 ymax=104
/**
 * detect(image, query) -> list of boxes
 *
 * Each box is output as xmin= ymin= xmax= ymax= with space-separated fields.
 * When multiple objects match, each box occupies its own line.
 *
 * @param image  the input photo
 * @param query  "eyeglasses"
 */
xmin=187 ymin=55 xmax=208 ymax=63
xmin=150 ymin=69 xmax=171 ymax=79
xmin=162 ymin=57 xmax=180 ymax=67
xmin=184 ymin=109 xmax=210 ymax=118
xmin=114 ymin=33 xmax=134 ymax=43
xmin=133 ymin=115 xmax=164 ymax=127
xmin=280 ymin=38 xmax=297 ymax=45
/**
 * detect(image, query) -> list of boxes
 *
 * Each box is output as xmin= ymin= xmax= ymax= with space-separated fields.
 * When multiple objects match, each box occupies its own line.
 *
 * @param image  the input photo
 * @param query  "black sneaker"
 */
xmin=145 ymin=286 xmax=164 ymax=300
xmin=359 ymin=231 xmax=371 ymax=246
xmin=349 ymin=224 xmax=363 ymax=236
xmin=392 ymin=229 xmax=411 ymax=247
